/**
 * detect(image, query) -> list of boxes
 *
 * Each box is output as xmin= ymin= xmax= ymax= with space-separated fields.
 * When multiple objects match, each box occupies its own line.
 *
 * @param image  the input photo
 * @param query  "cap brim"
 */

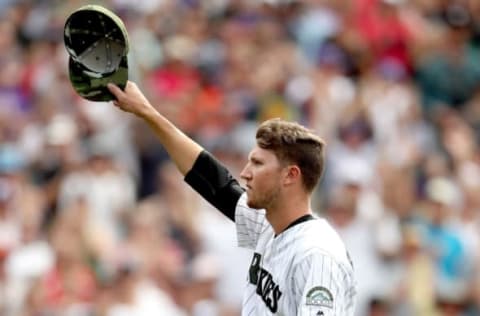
xmin=69 ymin=55 xmax=128 ymax=102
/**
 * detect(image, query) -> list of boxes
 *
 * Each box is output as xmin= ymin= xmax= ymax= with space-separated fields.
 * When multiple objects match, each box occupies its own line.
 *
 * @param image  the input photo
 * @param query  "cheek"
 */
xmin=254 ymin=169 xmax=277 ymax=187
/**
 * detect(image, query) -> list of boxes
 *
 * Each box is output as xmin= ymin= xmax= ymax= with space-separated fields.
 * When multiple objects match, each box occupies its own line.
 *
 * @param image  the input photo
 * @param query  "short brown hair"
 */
xmin=256 ymin=118 xmax=326 ymax=192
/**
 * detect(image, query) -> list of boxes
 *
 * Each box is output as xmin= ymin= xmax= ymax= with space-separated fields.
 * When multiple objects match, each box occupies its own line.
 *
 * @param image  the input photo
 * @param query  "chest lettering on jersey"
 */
xmin=248 ymin=252 xmax=283 ymax=313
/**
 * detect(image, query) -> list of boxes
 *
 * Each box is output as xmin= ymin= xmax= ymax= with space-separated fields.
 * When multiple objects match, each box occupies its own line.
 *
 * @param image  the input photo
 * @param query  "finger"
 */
xmin=107 ymin=83 xmax=125 ymax=99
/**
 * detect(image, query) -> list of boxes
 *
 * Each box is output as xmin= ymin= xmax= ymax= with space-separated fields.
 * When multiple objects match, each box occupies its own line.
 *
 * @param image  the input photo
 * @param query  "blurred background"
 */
xmin=0 ymin=0 xmax=480 ymax=315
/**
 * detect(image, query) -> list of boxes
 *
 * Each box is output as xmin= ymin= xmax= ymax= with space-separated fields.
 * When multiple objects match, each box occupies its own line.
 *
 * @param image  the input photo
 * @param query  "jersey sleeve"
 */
xmin=292 ymin=252 xmax=356 ymax=316
xmin=184 ymin=151 xmax=244 ymax=221
xmin=234 ymin=193 xmax=270 ymax=249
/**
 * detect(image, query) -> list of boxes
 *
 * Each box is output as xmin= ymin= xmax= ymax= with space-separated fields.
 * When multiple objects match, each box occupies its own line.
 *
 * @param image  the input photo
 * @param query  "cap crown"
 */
xmin=64 ymin=5 xmax=129 ymax=101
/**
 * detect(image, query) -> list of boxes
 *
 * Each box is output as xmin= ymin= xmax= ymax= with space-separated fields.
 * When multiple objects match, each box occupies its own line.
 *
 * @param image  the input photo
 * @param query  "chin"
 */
xmin=246 ymin=198 xmax=264 ymax=210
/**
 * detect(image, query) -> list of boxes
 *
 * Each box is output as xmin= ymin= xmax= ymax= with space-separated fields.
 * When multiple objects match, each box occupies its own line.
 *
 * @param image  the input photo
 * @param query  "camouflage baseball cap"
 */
xmin=64 ymin=5 xmax=129 ymax=102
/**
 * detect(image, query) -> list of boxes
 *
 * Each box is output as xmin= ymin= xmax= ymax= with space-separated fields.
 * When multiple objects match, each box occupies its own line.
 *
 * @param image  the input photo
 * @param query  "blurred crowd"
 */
xmin=1 ymin=0 xmax=480 ymax=315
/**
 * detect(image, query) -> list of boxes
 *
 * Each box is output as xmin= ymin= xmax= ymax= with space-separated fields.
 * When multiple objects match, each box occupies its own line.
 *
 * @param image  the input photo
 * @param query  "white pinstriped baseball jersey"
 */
xmin=235 ymin=193 xmax=356 ymax=316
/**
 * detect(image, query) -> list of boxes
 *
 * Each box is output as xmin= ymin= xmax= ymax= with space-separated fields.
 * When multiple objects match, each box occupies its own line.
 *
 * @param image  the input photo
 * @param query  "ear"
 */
xmin=283 ymin=165 xmax=301 ymax=186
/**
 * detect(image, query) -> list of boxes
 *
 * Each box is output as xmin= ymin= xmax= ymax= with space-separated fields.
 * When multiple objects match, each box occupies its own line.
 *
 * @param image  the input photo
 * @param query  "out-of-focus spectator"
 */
xmin=106 ymin=203 xmax=189 ymax=316
xmin=415 ymin=1 xmax=480 ymax=115
xmin=325 ymin=183 xmax=385 ymax=316
xmin=392 ymin=224 xmax=436 ymax=316
xmin=56 ymin=139 xmax=136 ymax=261
xmin=419 ymin=176 xmax=471 ymax=308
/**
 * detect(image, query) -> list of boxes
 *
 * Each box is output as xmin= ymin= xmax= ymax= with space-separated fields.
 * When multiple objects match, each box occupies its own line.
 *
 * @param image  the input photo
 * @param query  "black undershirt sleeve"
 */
xmin=184 ymin=151 xmax=245 ymax=222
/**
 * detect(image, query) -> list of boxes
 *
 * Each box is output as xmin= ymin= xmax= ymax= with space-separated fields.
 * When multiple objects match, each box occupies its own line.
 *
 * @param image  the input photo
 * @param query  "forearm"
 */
xmin=141 ymin=108 xmax=203 ymax=175
xmin=107 ymin=81 xmax=203 ymax=175
xmin=142 ymin=108 xmax=243 ymax=220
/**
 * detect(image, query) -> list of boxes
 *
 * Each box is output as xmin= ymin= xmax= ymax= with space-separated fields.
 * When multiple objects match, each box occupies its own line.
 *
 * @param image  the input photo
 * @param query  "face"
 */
xmin=240 ymin=146 xmax=284 ymax=209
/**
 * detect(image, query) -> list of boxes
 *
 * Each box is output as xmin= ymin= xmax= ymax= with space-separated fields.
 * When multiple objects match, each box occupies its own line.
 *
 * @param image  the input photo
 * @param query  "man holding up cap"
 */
xmin=106 ymin=79 xmax=357 ymax=316
xmin=64 ymin=4 xmax=357 ymax=315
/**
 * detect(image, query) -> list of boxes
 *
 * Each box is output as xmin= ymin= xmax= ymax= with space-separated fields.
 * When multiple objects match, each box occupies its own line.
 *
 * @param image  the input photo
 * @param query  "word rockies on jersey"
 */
xmin=249 ymin=253 xmax=283 ymax=313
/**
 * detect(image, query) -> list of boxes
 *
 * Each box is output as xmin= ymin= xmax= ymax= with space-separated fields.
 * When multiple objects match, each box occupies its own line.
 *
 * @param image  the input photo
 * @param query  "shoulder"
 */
xmin=291 ymin=218 xmax=352 ymax=270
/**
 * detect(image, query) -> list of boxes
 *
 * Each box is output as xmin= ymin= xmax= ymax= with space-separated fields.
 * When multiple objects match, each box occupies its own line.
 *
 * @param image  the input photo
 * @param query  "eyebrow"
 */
xmin=249 ymin=155 xmax=262 ymax=164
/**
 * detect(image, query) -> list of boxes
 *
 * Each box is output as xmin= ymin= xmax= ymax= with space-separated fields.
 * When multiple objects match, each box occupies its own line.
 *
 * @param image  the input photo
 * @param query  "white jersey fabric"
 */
xmin=235 ymin=193 xmax=356 ymax=316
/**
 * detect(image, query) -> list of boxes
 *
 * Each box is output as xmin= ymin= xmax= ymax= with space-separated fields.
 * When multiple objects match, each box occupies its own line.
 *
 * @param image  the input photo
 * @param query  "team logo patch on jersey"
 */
xmin=306 ymin=286 xmax=334 ymax=308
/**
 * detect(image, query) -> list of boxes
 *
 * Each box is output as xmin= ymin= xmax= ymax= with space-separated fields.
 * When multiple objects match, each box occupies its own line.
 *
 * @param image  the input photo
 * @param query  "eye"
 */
xmin=251 ymin=158 xmax=262 ymax=166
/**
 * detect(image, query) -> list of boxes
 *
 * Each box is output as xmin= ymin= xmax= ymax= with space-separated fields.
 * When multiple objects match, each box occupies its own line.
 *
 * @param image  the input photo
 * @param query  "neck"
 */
xmin=265 ymin=191 xmax=311 ymax=235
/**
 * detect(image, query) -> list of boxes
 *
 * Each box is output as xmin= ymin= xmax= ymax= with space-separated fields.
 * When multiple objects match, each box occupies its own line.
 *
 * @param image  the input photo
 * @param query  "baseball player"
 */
xmin=107 ymin=81 xmax=357 ymax=316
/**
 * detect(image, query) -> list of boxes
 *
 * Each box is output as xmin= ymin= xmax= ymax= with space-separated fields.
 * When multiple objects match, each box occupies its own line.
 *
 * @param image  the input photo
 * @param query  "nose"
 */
xmin=240 ymin=165 xmax=251 ymax=181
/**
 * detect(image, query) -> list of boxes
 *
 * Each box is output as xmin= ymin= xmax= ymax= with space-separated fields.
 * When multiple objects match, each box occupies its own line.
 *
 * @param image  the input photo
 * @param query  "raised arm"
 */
xmin=107 ymin=81 xmax=244 ymax=221
xmin=108 ymin=81 xmax=202 ymax=175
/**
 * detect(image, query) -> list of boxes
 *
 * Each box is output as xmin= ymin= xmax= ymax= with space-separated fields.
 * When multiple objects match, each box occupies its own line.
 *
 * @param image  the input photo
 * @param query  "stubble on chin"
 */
xmin=246 ymin=188 xmax=278 ymax=210
xmin=246 ymin=191 xmax=266 ymax=209
xmin=246 ymin=197 xmax=261 ymax=209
